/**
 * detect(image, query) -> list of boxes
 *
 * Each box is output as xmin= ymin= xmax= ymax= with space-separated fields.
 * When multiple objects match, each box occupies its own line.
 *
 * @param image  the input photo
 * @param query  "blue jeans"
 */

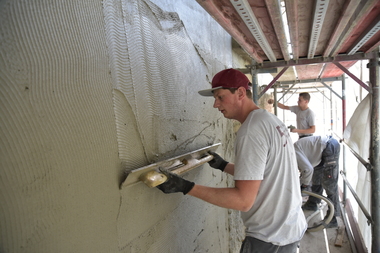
xmin=308 ymin=137 xmax=341 ymax=216
xmin=240 ymin=237 xmax=299 ymax=253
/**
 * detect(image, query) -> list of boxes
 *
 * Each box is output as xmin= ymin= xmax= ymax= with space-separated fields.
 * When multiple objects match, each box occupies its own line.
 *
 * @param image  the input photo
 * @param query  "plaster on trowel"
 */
xmin=122 ymin=143 xmax=221 ymax=188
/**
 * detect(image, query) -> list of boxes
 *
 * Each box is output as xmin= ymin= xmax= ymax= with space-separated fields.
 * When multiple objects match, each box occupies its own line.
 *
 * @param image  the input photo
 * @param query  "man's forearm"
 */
xmin=293 ymin=126 xmax=315 ymax=134
xmin=187 ymin=180 xmax=261 ymax=212
xmin=277 ymin=102 xmax=289 ymax=110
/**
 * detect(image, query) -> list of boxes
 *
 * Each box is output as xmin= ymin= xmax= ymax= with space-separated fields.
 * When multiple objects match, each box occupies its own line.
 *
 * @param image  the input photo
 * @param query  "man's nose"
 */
xmin=213 ymin=99 xmax=219 ymax=108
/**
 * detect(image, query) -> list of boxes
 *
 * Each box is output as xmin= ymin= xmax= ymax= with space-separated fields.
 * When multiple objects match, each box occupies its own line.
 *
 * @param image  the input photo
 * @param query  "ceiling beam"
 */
xmin=284 ymin=0 xmax=299 ymax=59
xmin=264 ymin=0 xmax=290 ymax=61
xmin=308 ymin=0 xmax=330 ymax=59
xmin=255 ymin=51 xmax=379 ymax=69
xmin=347 ymin=15 xmax=380 ymax=55
xmin=276 ymin=77 xmax=343 ymax=85
xmin=330 ymin=0 xmax=379 ymax=56
xmin=323 ymin=0 xmax=361 ymax=57
xmin=195 ymin=0 xmax=264 ymax=63
xmin=365 ymin=40 xmax=380 ymax=54
xmin=230 ymin=0 xmax=277 ymax=62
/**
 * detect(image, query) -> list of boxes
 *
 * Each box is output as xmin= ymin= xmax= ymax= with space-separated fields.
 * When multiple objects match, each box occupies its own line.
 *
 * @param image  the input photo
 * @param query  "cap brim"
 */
xmin=198 ymin=86 xmax=223 ymax=97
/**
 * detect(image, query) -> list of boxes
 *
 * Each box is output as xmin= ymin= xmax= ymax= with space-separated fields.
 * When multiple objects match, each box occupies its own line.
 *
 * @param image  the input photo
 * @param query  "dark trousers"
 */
xmin=308 ymin=138 xmax=341 ymax=216
xmin=240 ymin=237 xmax=299 ymax=253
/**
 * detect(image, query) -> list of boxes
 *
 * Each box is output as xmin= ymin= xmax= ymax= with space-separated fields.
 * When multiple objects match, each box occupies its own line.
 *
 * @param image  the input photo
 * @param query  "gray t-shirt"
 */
xmin=290 ymin=106 xmax=315 ymax=137
xmin=294 ymin=136 xmax=329 ymax=185
xmin=234 ymin=109 xmax=307 ymax=245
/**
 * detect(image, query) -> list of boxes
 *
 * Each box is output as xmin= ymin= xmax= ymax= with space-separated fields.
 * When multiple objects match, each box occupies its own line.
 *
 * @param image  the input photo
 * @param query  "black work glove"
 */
xmin=208 ymin=151 xmax=228 ymax=172
xmin=156 ymin=168 xmax=195 ymax=195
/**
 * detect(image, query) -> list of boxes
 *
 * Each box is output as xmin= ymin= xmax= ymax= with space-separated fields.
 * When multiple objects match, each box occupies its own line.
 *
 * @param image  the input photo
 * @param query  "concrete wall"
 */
xmin=0 ymin=0 xmax=247 ymax=252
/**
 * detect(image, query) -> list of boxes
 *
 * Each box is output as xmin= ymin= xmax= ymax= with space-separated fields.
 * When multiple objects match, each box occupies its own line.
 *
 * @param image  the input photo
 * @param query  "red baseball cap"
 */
xmin=198 ymin=68 xmax=251 ymax=96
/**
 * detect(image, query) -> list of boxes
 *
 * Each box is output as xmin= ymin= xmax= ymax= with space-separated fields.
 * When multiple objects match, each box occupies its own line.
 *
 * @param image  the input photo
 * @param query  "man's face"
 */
xmin=212 ymin=88 xmax=239 ymax=119
xmin=297 ymin=96 xmax=308 ymax=108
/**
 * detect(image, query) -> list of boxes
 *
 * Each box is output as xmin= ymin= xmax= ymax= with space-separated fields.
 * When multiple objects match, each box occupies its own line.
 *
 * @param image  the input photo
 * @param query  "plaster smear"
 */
xmin=105 ymin=0 xmax=218 ymax=164
xmin=103 ymin=0 xmax=242 ymax=250
xmin=104 ymin=0 xmax=244 ymax=251
xmin=1 ymin=0 xmax=245 ymax=252
xmin=1 ymin=0 xmax=121 ymax=252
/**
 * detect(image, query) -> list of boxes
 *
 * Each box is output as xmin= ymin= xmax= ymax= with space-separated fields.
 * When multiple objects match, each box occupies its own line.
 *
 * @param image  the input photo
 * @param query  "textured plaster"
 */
xmin=0 ymin=0 xmax=245 ymax=252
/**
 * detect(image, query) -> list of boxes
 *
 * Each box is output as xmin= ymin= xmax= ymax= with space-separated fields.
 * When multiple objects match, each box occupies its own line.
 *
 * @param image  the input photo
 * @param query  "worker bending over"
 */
xmin=157 ymin=68 xmax=307 ymax=253
xmin=269 ymin=93 xmax=315 ymax=139
xmin=295 ymin=135 xmax=341 ymax=228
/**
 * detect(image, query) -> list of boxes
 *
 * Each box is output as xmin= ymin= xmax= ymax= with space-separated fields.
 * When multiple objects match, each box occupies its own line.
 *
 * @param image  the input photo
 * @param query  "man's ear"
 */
xmin=237 ymin=86 xmax=246 ymax=99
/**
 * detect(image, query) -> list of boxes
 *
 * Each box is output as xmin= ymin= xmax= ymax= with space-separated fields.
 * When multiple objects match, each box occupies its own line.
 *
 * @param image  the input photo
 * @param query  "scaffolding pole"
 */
xmin=369 ymin=51 xmax=380 ymax=253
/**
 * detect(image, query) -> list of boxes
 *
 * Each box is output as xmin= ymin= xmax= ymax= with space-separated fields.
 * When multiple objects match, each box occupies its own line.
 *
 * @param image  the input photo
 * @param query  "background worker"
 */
xmin=268 ymin=93 xmax=315 ymax=139
xmin=157 ymin=68 xmax=307 ymax=253
xmin=294 ymin=135 xmax=341 ymax=228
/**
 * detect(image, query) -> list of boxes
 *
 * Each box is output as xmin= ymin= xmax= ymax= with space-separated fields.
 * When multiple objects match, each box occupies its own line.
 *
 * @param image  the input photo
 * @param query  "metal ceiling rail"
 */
xmin=330 ymin=0 xmax=379 ymax=57
xmin=230 ymin=0 xmax=277 ymax=62
xmin=264 ymin=0 xmax=290 ymax=61
xmin=308 ymin=0 xmax=329 ymax=59
xmin=348 ymin=15 xmax=380 ymax=55
xmin=323 ymin=0 xmax=361 ymax=57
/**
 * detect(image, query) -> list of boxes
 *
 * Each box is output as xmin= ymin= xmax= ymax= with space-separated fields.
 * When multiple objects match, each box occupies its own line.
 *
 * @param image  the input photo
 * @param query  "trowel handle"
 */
xmin=171 ymin=154 xmax=214 ymax=175
xmin=139 ymin=170 xmax=168 ymax=188
xmin=139 ymin=154 xmax=214 ymax=188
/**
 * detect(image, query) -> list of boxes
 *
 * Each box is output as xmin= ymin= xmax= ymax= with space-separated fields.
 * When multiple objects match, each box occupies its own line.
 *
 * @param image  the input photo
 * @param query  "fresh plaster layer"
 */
xmin=0 ymin=0 xmax=245 ymax=252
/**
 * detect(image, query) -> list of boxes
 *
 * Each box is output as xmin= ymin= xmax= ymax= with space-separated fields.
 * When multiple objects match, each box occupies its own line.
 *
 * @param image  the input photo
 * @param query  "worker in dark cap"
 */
xmin=157 ymin=68 xmax=307 ymax=253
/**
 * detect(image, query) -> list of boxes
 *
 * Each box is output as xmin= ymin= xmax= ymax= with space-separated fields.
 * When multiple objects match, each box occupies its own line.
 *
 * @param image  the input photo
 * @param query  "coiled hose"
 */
xmin=301 ymin=190 xmax=335 ymax=232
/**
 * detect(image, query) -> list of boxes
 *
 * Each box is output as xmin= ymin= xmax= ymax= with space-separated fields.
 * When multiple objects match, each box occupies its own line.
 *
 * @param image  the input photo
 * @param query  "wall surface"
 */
xmin=0 ymin=0 xmax=246 ymax=252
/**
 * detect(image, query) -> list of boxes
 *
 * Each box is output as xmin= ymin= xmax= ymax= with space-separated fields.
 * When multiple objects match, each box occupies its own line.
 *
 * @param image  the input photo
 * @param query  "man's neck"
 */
xmin=239 ymin=101 xmax=260 ymax=123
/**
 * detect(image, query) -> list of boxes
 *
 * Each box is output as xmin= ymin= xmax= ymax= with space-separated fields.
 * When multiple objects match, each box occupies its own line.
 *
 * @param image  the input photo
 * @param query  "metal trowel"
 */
xmin=121 ymin=143 xmax=221 ymax=188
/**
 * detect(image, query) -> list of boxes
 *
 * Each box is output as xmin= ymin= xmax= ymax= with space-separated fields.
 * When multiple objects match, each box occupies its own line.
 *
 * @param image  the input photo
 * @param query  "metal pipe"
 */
xmin=251 ymin=70 xmax=259 ymax=104
xmin=334 ymin=62 xmax=372 ymax=93
xmin=368 ymin=51 xmax=380 ymax=252
xmin=314 ymin=85 xmax=331 ymax=100
xmin=321 ymin=81 xmax=342 ymax=100
xmin=340 ymin=171 xmax=373 ymax=226
xmin=340 ymin=139 xmax=372 ymax=171
xmin=341 ymin=74 xmax=348 ymax=207
xmin=277 ymin=82 xmax=296 ymax=101
xmin=274 ymin=84 xmax=277 ymax=116
xmin=259 ymin=67 xmax=289 ymax=98
xmin=330 ymin=87 xmax=333 ymax=136
xmin=342 ymin=73 xmax=346 ymax=132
